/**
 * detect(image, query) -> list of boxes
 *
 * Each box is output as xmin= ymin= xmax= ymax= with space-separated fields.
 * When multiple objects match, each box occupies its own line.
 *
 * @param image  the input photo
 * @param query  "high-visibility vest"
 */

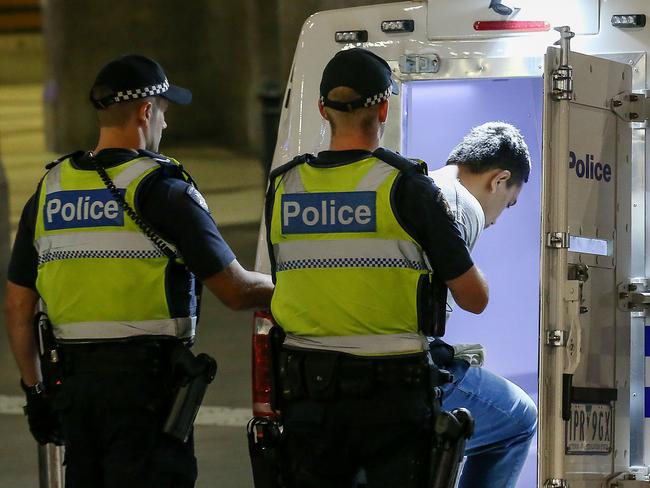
xmin=34 ymin=154 xmax=197 ymax=342
xmin=267 ymin=150 xmax=432 ymax=356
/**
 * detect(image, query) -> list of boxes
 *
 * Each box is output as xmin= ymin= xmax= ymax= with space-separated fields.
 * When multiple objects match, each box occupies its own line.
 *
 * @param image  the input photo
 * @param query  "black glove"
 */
xmin=21 ymin=380 xmax=64 ymax=446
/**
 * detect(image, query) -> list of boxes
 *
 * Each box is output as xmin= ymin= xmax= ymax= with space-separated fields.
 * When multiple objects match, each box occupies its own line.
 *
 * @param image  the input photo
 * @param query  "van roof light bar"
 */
xmin=611 ymin=15 xmax=646 ymax=28
xmin=473 ymin=20 xmax=551 ymax=32
xmin=335 ymin=30 xmax=368 ymax=43
xmin=381 ymin=20 xmax=414 ymax=33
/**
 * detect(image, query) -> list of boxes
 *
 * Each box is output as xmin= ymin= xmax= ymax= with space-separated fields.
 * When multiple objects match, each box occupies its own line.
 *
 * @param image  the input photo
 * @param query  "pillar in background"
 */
xmin=41 ymin=0 xmax=397 ymax=155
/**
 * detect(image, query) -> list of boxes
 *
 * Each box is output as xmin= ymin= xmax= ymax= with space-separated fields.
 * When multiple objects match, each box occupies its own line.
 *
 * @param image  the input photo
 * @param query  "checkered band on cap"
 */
xmin=113 ymin=79 xmax=170 ymax=103
xmin=363 ymin=87 xmax=392 ymax=108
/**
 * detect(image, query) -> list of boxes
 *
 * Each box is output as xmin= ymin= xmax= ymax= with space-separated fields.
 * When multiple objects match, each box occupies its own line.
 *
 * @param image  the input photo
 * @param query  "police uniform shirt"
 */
xmin=310 ymin=150 xmax=474 ymax=282
xmin=9 ymin=149 xmax=236 ymax=294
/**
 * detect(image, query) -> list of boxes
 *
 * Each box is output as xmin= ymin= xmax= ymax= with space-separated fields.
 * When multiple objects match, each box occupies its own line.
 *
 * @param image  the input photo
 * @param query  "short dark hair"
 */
xmin=447 ymin=122 xmax=531 ymax=186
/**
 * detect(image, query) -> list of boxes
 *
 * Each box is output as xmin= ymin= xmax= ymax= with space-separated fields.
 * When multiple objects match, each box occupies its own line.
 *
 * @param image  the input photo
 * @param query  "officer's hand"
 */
xmin=21 ymin=380 xmax=64 ymax=446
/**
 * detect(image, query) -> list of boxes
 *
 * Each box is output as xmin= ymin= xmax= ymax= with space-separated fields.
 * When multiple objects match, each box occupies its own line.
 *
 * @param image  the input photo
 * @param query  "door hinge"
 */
xmin=611 ymin=91 xmax=650 ymax=124
xmin=546 ymin=232 xmax=569 ymax=248
xmin=552 ymin=66 xmax=573 ymax=101
xmin=545 ymin=479 xmax=569 ymax=488
xmin=551 ymin=26 xmax=575 ymax=101
xmin=618 ymin=278 xmax=650 ymax=316
xmin=546 ymin=330 xmax=568 ymax=347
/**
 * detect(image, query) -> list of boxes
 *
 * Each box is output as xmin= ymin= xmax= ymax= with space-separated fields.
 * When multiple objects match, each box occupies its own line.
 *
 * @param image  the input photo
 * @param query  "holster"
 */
xmin=34 ymin=312 xmax=63 ymax=393
xmin=163 ymin=344 xmax=217 ymax=443
xmin=247 ymin=417 xmax=286 ymax=488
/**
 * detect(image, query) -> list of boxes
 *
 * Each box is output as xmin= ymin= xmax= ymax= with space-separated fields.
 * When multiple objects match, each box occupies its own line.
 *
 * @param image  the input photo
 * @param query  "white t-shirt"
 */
xmin=429 ymin=165 xmax=485 ymax=251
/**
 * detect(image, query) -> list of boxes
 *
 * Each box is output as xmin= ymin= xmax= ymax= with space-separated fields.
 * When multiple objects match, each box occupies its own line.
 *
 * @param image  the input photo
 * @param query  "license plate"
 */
xmin=565 ymin=403 xmax=612 ymax=454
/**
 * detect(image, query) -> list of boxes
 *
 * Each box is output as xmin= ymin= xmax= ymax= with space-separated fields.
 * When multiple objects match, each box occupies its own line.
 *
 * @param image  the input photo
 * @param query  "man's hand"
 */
xmin=21 ymin=380 xmax=63 ymax=446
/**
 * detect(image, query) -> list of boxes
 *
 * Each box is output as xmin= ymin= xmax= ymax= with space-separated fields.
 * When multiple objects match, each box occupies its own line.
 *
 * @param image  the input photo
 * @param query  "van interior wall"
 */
xmin=403 ymin=77 xmax=544 ymax=488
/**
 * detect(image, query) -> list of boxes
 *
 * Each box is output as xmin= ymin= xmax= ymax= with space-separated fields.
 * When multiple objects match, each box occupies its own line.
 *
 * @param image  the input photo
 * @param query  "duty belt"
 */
xmin=279 ymin=349 xmax=433 ymax=402
xmin=60 ymin=339 xmax=178 ymax=376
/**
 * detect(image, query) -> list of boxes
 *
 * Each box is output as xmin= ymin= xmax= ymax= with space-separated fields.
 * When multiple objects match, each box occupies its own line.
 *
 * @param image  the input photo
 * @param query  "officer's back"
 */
xmin=264 ymin=48 xmax=488 ymax=488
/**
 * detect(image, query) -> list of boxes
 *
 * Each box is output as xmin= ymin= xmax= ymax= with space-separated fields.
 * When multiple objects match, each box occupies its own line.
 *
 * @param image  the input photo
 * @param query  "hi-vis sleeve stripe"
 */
xmin=54 ymin=317 xmax=197 ymax=342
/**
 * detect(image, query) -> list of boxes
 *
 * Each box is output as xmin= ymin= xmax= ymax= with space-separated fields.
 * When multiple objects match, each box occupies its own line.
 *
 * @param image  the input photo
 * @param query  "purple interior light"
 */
xmin=402 ymin=77 xmax=544 ymax=488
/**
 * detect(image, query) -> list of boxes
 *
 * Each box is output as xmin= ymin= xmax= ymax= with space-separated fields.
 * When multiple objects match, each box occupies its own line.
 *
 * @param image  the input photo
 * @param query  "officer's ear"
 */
xmin=488 ymin=169 xmax=512 ymax=194
xmin=137 ymin=100 xmax=154 ymax=126
xmin=377 ymin=100 xmax=388 ymax=123
xmin=318 ymin=99 xmax=329 ymax=121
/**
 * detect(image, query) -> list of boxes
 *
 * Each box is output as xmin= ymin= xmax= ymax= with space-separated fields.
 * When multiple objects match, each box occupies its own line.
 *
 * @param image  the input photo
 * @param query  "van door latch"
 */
xmin=611 ymin=91 xmax=650 ymax=125
xmin=618 ymin=278 xmax=650 ymax=316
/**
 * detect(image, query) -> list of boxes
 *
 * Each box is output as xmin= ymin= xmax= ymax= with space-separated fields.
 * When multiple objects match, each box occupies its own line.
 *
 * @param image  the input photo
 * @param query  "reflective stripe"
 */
xmin=283 ymin=332 xmax=428 ymax=356
xmin=356 ymin=161 xmax=395 ymax=191
xmin=112 ymin=159 xmax=158 ymax=188
xmin=53 ymin=317 xmax=197 ymax=342
xmin=281 ymin=167 xmax=305 ymax=193
xmin=277 ymin=257 xmax=427 ymax=271
xmin=39 ymin=249 xmax=165 ymax=265
xmin=45 ymin=163 xmax=62 ymax=193
xmin=274 ymin=239 xmax=428 ymax=269
xmin=35 ymin=231 xmax=175 ymax=255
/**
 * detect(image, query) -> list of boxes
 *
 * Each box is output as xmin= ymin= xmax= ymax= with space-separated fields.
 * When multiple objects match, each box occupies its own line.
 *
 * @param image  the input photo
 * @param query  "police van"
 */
xmin=250 ymin=0 xmax=650 ymax=486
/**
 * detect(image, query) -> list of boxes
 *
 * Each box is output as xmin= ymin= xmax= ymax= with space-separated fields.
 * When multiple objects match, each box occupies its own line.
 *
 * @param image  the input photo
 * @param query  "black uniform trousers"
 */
xmin=279 ymin=350 xmax=432 ymax=488
xmin=53 ymin=341 xmax=197 ymax=488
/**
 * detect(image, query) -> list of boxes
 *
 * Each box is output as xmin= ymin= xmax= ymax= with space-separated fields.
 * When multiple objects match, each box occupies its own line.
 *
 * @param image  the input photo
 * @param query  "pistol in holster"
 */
xmin=163 ymin=344 xmax=217 ymax=443
xmin=34 ymin=312 xmax=63 ymax=393
xmin=426 ymin=354 xmax=474 ymax=488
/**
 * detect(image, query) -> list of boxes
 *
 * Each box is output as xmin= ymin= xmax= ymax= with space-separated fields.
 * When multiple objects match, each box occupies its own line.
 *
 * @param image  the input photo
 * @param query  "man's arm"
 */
xmin=446 ymin=265 xmax=488 ymax=314
xmin=395 ymin=171 xmax=488 ymax=314
xmin=139 ymin=174 xmax=274 ymax=311
xmin=4 ymin=281 xmax=40 ymax=385
xmin=203 ymin=260 xmax=274 ymax=310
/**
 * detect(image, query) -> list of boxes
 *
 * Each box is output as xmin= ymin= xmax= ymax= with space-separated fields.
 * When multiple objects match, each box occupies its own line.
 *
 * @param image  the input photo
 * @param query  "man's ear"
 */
xmin=318 ymin=99 xmax=329 ymax=120
xmin=138 ymin=101 xmax=153 ymax=126
xmin=378 ymin=99 xmax=389 ymax=123
xmin=489 ymin=169 xmax=512 ymax=193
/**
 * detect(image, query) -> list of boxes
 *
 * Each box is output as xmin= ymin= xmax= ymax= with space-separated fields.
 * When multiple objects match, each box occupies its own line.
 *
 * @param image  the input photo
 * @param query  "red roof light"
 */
xmin=473 ymin=20 xmax=551 ymax=32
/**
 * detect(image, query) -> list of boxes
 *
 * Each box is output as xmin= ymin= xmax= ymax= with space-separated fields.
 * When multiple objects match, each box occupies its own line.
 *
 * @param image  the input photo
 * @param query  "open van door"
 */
xmin=539 ymin=28 xmax=634 ymax=487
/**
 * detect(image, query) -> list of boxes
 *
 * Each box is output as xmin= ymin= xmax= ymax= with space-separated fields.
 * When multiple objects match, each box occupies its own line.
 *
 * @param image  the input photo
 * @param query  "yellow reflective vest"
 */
xmin=34 ymin=154 xmax=196 ymax=342
xmin=267 ymin=151 xmax=432 ymax=356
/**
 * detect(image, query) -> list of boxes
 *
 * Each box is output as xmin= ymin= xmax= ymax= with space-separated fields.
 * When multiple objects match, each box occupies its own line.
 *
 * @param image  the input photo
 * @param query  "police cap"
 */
xmin=319 ymin=48 xmax=398 ymax=112
xmin=89 ymin=54 xmax=192 ymax=109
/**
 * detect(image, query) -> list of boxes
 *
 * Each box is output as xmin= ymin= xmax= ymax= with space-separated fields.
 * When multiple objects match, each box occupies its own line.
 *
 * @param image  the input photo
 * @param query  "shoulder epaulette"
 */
xmin=44 ymin=150 xmax=85 ymax=170
xmin=372 ymin=148 xmax=428 ymax=176
xmin=137 ymin=149 xmax=197 ymax=187
xmin=268 ymin=153 xmax=316 ymax=182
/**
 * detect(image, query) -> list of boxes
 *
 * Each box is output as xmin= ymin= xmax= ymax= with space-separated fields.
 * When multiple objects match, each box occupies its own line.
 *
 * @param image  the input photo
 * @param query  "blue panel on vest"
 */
xmin=43 ymin=189 xmax=125 ymax=230
xmin=646 ymin=387 xmax=650 ymax=418
xmin=646 ymin=326 xmax=650 ymax=357
xmin=281 ymin=192 xmax=376 ymax=234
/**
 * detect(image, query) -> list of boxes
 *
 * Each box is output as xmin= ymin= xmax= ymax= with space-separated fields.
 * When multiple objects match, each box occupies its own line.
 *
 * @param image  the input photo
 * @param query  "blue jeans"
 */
xmin=441 ymin=360 xmax=538 ymax=488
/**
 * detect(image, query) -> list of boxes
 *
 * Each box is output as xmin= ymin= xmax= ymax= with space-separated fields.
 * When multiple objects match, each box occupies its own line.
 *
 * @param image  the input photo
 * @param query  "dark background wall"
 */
xmin=41 ymin=0 xmax=399 ymax=154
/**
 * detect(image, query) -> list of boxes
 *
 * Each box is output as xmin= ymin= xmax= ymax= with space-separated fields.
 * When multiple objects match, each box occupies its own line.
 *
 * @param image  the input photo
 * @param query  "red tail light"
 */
xmin=252 ymin=310 xmax=279 ymax=419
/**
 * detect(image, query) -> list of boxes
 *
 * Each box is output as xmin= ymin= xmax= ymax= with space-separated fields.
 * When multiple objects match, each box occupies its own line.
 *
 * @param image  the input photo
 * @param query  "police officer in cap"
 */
xmin=5 ymin=54 xmax=274 ymax=487
xmin=265 ymin=48 xmax=489 ymax=487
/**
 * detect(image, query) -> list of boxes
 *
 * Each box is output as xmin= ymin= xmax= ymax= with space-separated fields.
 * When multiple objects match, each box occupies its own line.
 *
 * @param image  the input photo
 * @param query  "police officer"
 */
xmin=265 ymin=48 xmax=489 ymax=487
xmin=4 ymin=54 xmax=274 ymax=488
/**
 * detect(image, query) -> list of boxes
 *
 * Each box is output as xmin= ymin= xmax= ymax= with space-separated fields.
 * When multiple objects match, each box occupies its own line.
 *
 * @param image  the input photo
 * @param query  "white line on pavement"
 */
xmin=0 ymin=395 xmax=251 ymax=427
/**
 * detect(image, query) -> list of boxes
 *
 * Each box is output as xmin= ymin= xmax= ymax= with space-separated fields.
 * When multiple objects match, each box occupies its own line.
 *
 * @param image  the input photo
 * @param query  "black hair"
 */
xmin=446 ymin=122 xmax=531 ymax=186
